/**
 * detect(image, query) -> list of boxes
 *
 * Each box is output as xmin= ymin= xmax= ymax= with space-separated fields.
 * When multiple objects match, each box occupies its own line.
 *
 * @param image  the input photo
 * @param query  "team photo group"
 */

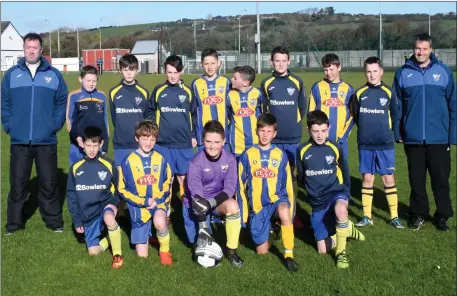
xmin=1 ymin=31 xmax=455 ymax=272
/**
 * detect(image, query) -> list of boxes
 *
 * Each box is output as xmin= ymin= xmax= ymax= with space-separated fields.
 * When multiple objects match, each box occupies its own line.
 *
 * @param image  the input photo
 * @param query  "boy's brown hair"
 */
xmin=233 ymin=65 xmax=256 ymax=85
xmin=135 ymin=120 xmax=159 ymax=139
xmin=321 ymin=53 xmax=340 ymax=68
xmin=257 ymin=113 xmax=277 ymax=131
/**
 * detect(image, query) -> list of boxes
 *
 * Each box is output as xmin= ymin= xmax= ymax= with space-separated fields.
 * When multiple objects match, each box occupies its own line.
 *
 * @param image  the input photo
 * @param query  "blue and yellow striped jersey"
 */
xmin=236 ymin=145 xmax=295 ymax=227
xmin=191 ymin=75 xmax=231 ymax=145
xmin=308 ymin=80 xmax=354 ymax=143
xmin=227 ymin=87 xmax=263 ymax=156
xmin=118 ymin=150 xmax=172 ymax=227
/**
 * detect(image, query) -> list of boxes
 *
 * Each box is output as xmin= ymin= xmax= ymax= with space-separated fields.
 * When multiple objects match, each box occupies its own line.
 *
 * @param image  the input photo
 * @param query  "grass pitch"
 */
xmin=1 ymin=71 xmax=455 ymax=296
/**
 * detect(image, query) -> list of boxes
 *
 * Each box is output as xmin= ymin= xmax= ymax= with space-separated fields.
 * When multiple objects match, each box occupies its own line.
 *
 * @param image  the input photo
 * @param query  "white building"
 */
xmin=1 ymin=21 xmax=23 ymax=71
xmin=131 ymin=40 xmax=169 ymax=73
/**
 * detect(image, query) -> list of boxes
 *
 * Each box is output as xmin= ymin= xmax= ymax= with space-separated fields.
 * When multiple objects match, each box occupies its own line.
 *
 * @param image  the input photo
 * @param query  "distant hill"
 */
xmin=40 ymin=9 xmax=456 ymax=58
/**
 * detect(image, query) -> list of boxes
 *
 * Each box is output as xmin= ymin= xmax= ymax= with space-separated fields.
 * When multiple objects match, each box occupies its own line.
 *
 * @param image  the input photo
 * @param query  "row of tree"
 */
xmin=40 ymin=13 xmax=456 ymax=58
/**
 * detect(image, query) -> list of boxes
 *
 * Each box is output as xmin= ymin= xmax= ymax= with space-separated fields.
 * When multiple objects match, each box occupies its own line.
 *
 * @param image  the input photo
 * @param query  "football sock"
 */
xmin=225 ymin=212 xmax=241 ymax=249
xmin=281 ymin=224 xmax=294 ymax=258
xmin=385 ymin=185 xmax=399 ymax=219
xmin=157 ymin=229 xmax=170 ymax=252
xmin=325 ymin=235 xmax=337 ymax=252
xmin=99 ymin=237 xmax=109 ymax=251
xmin=336 ymin=220 xmax=349 ymax=254
xmin=179 ymin=185 xmax=185 ymax=199
xmin=361 ymin=187 xmax=374 ymax=219
xmin=108 ymin=223 xmax=122 ymax=256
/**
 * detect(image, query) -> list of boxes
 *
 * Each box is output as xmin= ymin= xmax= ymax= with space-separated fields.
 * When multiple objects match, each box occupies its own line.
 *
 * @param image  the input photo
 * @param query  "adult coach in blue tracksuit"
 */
xmin=1 ymin=33 xmax=69 ymax=234
xmin=393 ymin=33 xmax=456 ymax=231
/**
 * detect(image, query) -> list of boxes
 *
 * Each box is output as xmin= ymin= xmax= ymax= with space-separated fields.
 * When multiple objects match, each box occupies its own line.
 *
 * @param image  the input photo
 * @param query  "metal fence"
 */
xmin=185 ymin=48 xmax=456 ymax=73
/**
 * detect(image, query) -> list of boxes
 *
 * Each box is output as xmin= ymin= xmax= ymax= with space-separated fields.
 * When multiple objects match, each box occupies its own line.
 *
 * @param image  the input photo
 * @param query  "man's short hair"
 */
xmin=80 ymin=65 xmax=98 ymax=78
xmin=270 ymin=46 xmax=290 ymax=60
xmin=135 ymin=120 xmax=159 ymax=139
xmin=307 ymin=110 xmax=330 ymax=129
xmin=364 ymin=56 xmax=383 ymax=69
xmin=82 ymin=126 xmax=103 ymax=143
xmin=119 ymin=54 xmax=139 ymax=70
xmin=233 ymin=65 xmax=256 ymax=85
xmin=413 ymin=33 xmax=433 ymax=47
xmin=23 ymin=33 xmax=43 ymax=47
xmin=202 ymin=120 xmax=225 ymax=139
xmin=164 ymin=55 xmax=183 ymax=72
xmin=201 ymin=48 xmax=219 ymax=62
xmin=321 ymin=53 xmax=340 ymax=68
xmin=257 ymin=113 xmax=277 ymax=131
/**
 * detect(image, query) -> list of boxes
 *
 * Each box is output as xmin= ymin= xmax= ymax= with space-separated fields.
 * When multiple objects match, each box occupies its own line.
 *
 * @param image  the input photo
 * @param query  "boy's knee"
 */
xmin=277 ymin=203 xmax=291 ymax=221
xmin=362 ymin=174 xmax=375 ymax=184
xmin=154 ymin=217 xmax=167 ymax=232
xmin=382 ymin=175 xmax=395 ymax=187
xmin=88 ymin=247 xmax=101 ymax=256
xmin=334 ymin=203 xmax=348 ymax=220
xmin=225 ymin=199 xmax=240 ymax=214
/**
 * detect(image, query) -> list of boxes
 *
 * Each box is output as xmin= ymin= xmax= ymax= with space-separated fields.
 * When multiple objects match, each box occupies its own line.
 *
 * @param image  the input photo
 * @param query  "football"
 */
xmin=195 ymin=241 xmax=223 ymax=268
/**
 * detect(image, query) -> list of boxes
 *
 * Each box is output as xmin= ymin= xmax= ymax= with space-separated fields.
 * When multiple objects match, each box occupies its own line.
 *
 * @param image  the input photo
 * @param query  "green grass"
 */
xmin=1 ymin=72 xmax=456 ymax=296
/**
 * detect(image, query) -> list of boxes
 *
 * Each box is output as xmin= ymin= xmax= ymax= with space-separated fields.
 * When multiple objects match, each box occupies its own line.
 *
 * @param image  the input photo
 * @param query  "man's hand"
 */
xmin=76 ymin=137 xmax=84 ymax=148
xmin=192 ymin=138 xmax=197 ymax=148
xmin=75 ymin=226 xmax=84 ymax=233
xmin=192 ymin=196 xmax=211 ymax=216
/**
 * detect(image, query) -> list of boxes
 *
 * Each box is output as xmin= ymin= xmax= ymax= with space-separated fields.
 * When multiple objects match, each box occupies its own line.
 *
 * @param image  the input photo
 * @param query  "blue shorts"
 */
xmin=311 ymin=193 xmax=349 ymax=241
xmin=182 ymin=204 xmax=220 ymax=244
xmin=130 ymin=207 xmax=167 ymax=244
xmin=249 ymin=200 xmax=289 ymax=245
xmin=275 ymin=143 xmax=299 ymax=167
xmin=359 ymin=149 xmax=395 ymax=176
xmin=69 ymin=143 xmax=85 ymax=167
xmin=154 ymin=145 xmax=194 ymax=175
xmin=114 ymin=148 xmax=135 ymax=167
xmin=83 ymin=207 xmax=116 ymax=248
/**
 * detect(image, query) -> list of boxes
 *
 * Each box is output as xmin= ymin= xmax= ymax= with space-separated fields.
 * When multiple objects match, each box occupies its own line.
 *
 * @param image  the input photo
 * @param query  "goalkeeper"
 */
xmin=184 ymin=120 xmax=244 ymax=268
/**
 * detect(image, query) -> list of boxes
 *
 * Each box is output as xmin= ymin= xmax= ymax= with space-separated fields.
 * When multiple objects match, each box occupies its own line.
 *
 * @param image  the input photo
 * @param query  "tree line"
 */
xmin=40 ymin=11 xmax=456 ymax=58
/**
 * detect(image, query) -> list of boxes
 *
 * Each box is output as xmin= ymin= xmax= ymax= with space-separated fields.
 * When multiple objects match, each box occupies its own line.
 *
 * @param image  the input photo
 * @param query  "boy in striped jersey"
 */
xmin=227 ymin=65 xmax=263 ymax=160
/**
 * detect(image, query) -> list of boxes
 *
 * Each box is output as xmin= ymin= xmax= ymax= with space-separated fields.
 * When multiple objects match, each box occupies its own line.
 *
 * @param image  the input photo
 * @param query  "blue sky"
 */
xmin=1 ymin=1 xmax=455 ymax=35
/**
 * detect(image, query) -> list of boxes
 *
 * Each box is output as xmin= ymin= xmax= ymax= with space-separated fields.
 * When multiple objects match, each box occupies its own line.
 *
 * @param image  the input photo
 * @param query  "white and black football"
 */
xmin=195 ymin=241 xmax=223 ymax=268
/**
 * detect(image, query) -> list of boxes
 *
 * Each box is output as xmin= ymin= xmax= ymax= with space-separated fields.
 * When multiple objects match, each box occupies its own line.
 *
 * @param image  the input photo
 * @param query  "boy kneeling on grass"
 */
xmin=67 ymin=126 xmax=123 ymax=268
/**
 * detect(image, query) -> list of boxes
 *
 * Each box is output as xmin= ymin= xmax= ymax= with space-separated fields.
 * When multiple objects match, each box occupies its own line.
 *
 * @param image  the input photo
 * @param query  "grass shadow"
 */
xmin=349 ymin=176 xmax=410 ymax=223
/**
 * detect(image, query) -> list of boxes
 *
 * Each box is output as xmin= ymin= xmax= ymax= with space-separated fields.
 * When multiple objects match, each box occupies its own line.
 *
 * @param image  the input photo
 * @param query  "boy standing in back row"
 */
xmin=351 ymin=57 xmax=405 ymax=229
xmin=192 ymin=48 xmax=231 ymax=152
xmin=109 ymin=54 xmax=151 ymax=167
xmin=308 ymin=53 xmax=354 ymax=159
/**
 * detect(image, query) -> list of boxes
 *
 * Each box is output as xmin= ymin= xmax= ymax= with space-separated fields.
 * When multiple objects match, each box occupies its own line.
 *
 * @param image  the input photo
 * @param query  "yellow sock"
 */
xmin=108 ymin=223 xmax=122 ymax=256
xmin=99 ymin=237 xmax=109 ymax=251
xmin=336 ymin=220 xmax=349 ymax=254
xmin=330 ymin=234 xmax=336 ymax=249
xmin=281 ymin=224 xmax=294 ymax=258
xmin=361 ymin=187 xmax=374 ymax=219
xmin=225 ymin=212 xmax=241 ymax=249
xmin=157 ymin=229 xmax=170 ymax=252
xmin=385 ymin=186 xmax=399 ymax=219
xmin=179 ymin=185 xmax=185 ymax=199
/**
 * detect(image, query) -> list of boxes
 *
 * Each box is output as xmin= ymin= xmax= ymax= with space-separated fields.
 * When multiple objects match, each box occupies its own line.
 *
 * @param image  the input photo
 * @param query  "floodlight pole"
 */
xmin=256 ymin=2 xmax=261 ymax=74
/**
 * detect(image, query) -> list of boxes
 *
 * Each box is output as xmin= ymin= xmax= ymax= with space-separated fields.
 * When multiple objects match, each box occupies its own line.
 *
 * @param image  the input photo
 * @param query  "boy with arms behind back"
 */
xmin=351 ymin=57 xmax=405 ymax=229
xmin=66 ymin=126 xmax=123 ymax=268
xmin=66 ymin=66 xmax=109 ymax=166
xmin=308 ymin=53 xmax=355 ymax=159
xmin=237 ymin=114 xmax=298 ymax=272
xmin=149 ymin=55 xmax=197 ymax=199
xmin=109 ymin=54 xmax=151 ymax=166
xmin=192 ymin=48 xmax=231 ymax=152
xmin=118 ymin=121 xmax=173 ymax=265
xmin=297 ymin=110 xmax=365 ymax=269
xmin=227 ymin=65 xmax=263 ymax=160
